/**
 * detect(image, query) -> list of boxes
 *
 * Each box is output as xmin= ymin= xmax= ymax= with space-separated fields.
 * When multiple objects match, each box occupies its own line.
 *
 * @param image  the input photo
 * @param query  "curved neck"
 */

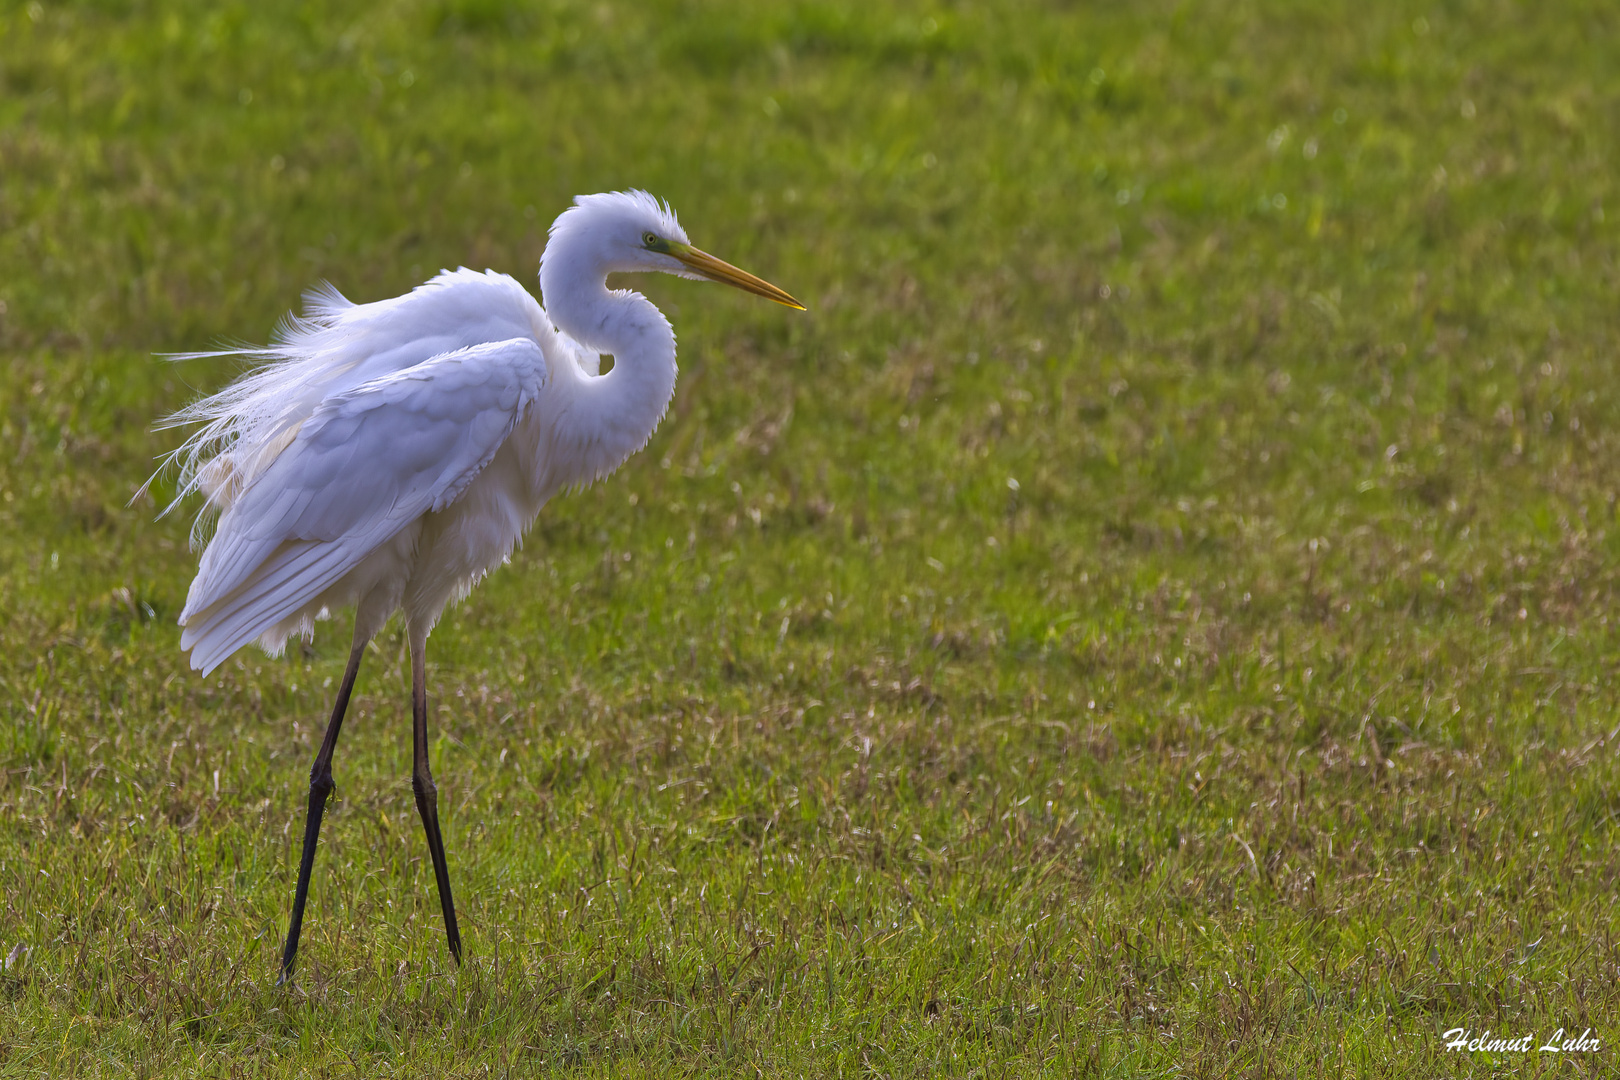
xmin=537 ymin=247 xmax=678 ymax=491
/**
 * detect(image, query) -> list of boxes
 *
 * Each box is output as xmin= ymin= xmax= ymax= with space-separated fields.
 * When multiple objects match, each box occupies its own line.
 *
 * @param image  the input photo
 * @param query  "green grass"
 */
xmin=3 ymin=0 xmax=1620 ymax=1074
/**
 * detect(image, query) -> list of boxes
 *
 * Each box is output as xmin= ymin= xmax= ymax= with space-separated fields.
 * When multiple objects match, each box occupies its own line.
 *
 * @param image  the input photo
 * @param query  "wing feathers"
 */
xmin=182 ymin=541 xmax=357 ymax=674
xmin=180 ymin=336 xmax=546 ymax=672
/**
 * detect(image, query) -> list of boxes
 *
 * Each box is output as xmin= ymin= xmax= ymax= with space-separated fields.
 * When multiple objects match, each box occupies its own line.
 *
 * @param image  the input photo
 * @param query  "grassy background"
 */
xmin=3 ymin=0 xmax=1620 ymax=1074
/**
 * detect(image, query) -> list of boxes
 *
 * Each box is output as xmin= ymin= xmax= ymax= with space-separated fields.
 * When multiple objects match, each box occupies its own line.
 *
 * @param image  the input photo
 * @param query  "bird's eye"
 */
xmin=643 ymin=232 xmax=659 ymax=247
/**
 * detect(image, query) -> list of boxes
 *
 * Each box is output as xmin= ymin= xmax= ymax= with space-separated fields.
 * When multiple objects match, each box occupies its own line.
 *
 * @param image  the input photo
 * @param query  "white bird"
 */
xmin=156 ymin=191 xmax=803 ymax=982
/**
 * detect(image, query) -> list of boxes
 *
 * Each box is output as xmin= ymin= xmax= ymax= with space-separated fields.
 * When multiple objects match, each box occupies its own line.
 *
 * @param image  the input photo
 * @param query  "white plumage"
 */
xmin=155 ymin=191 xmax=802 ymax=981
xmin=160 ymin=191 xmax=800 ymax=675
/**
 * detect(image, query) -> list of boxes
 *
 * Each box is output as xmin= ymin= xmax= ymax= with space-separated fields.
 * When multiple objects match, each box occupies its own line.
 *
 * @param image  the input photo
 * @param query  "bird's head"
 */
xmin=546 ymin=190 xmax=804 ymax=309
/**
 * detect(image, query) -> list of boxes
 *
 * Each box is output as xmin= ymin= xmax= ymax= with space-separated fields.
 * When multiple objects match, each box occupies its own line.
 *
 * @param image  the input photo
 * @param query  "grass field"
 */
xmin=3 ymin=0 xmax=1620 ymax=1074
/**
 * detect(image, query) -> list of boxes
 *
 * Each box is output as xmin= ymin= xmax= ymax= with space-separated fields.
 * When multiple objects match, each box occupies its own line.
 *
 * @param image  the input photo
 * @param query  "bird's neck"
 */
xmin=537 ymin=251 xmax=678 ymax=491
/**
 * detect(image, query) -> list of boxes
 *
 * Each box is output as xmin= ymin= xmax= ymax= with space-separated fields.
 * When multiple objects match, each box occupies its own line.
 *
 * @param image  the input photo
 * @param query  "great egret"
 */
xmin=158 ymin=191 xmax=803 ymax=982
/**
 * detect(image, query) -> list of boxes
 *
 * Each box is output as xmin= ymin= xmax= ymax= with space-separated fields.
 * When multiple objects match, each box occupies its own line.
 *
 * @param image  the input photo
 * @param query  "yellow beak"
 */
xmin=671 ymin=244 xmax=806 ymax=310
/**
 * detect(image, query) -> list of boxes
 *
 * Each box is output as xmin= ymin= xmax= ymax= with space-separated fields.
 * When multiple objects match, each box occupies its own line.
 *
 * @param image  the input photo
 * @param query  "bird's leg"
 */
xmin=410 ymin=636 xmax=463 ymax=965
xmin=278 ymin=636 xmax=366 ymax=985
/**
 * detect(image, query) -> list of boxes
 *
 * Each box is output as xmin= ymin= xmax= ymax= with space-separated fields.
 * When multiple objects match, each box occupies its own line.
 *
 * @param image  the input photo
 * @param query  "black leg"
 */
xmin=410 ymin=638 xmax=462 ymax=965
xmin=278 ymin=637 xmax=366 ymax=985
